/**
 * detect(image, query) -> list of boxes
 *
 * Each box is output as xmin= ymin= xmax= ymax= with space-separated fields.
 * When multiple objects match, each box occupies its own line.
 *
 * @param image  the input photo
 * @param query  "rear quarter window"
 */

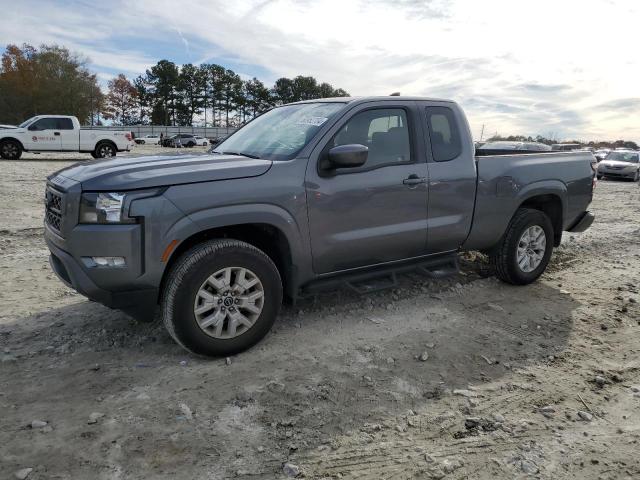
xmin=56 ymin=118 xmax=74 ymax=130
xmin=425 ymin=107 xmax=462 ymax=162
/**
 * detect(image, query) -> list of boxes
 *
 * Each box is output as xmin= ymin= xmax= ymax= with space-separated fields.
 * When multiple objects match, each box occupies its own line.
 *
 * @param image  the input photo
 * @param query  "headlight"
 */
xmin=79 ymin=189 xmax=164 ymax=224
xmin=79 ymin=192 xmax=132 ymax=224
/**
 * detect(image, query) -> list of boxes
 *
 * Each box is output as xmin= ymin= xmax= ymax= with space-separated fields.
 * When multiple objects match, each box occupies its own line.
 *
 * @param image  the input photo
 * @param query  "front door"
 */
xmin=306 ymin=103 xmax=429 ymax=274
xmin=25 ymin=117 xmax=61 ymax=151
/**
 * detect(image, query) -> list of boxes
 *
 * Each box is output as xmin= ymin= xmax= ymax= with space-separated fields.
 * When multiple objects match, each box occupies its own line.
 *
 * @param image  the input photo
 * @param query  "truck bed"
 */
xmin=463 ymin=151 xmax=595 ymax=251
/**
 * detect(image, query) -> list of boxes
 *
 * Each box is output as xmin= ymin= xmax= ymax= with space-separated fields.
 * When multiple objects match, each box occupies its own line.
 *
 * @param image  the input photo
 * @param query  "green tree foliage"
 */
xmin=146 ymin=60 xmax=180 ymax=125
xmin=0 ymin=44 xmax=349 ymax=127
xmin=0 ymin=43 xmax=103 ymax=125
xmin=176 ymin=63 xmax=206 ymax=126
xmin=132 ymin=75 xmax=150 ymax=124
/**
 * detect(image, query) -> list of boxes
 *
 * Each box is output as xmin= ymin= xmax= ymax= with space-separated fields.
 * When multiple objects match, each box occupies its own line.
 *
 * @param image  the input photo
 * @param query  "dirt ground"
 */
xmin=0 ymin=152 xmax=639 ymax=480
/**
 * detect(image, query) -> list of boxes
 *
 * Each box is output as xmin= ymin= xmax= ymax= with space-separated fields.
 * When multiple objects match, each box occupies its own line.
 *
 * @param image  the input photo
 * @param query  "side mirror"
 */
xmin=327 ymin=144 xmax=368 ymax=169
xmin=28 ymin=124 xmax=39 ymax=131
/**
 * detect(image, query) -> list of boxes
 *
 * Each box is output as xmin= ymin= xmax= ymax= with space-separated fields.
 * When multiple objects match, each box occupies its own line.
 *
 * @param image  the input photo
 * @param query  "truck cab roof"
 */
xmin=289 ymin=96 xmax=457 ymax=106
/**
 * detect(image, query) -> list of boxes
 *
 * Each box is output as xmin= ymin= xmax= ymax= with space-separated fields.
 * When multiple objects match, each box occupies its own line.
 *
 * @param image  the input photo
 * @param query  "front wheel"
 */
xmin=490 ymin=208 xmax=554 ymax=285
xmin=0 ymin=140 xmax=22 ymax=160
xmin=161 ymin=239 xmax=282 ymax=356
xmin=597 ymin=174 xmax=603 ymax=180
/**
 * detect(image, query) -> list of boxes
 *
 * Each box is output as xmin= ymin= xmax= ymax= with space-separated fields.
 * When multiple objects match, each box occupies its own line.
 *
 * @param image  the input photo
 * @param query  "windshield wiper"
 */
xmin=219 ymin=151 xmax=261 ymax=159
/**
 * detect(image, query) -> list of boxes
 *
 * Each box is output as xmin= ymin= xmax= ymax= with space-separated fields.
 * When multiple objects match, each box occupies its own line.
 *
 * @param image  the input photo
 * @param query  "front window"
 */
xmin=215 ymin=102 xmax=345 ymax=161
xmin=330 ymin=108 xmax=412 ymax=168
xmin=29 ymin=118 xmax=58 ymax=130
xmin=606 ymin=152 xmax=639 ymax=163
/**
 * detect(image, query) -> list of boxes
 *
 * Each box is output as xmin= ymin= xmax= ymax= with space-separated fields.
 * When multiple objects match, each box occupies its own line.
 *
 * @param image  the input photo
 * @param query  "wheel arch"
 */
xmin=0 ymin=137 xmax=25 ymax=150
xmin=160 ymin=222 xmax=297 ymax=302
xmin=518 ymin=193 xmax=564 ymax=246
xmin=95 ymin=139 xmax=118 ymax=152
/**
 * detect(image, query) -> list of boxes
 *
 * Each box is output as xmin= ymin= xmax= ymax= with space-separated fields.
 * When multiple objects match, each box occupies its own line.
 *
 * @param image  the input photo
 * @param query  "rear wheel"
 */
xmin=0 ymin=140 xmax=22 ymax=160
xmin=94 ymin=142 xmax=116 ymax=158
xmin=490 ymin=208 xmax=554 ymax=285
xmin=162 ymin=239 xmax=282 ymax=356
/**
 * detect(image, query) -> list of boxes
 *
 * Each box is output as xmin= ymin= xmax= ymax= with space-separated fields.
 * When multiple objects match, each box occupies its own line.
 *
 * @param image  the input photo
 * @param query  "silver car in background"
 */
xmin=597 ymin=150 xmax=639 ymax=181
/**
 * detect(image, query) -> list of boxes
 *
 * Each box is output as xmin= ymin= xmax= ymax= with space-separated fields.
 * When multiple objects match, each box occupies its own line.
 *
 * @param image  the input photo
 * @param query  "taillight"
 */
xmin=125 ymin=132 xmax=132 ymax=141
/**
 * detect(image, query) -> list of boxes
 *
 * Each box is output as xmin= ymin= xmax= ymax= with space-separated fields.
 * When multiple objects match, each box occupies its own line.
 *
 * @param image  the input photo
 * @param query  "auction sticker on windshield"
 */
xmin=296 ymin=116 xmax=328 ymax=126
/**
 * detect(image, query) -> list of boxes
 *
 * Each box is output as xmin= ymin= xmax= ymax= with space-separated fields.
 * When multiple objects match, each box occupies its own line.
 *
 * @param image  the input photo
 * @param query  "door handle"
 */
xmin=54 ymin=132 xmax=60 ymax=136
xmin=403 ymin=174 xmax=427 ymax=186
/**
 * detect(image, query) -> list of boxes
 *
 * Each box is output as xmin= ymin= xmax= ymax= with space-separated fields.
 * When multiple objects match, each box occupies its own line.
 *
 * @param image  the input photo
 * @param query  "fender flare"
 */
xmin=160 ymin=203 xmax=312 ymax=291
xmin=515 ymin=179 xmax=568 ymax=224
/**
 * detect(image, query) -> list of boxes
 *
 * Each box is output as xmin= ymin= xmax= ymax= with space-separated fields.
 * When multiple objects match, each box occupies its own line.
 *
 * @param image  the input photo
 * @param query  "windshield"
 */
xmin=606 ymin=152 xmax=639 ymax=163
xmin=18 ymin=116 xmax=38 ymax=128
xmin=215 ymin=102 xmax=346 ymax=160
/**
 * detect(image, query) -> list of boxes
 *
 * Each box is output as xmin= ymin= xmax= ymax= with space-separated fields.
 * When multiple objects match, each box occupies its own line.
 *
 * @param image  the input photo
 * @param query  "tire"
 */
xmin=186 ymin=141 xmax=195 ymax=148
xmin=161 ymin=239 xmax=282 ymax=357
xmin=90 ymin=151 xmax=99 ymax=159
xmin=94 ymin=142 xmax=116 ymax=158
xmin=203 ymin=142 xmax=208 ymax=147
xmin=139 ymin=140 xmax=146 ymax=145
xmin=633 ymin=170 xmax=639 ymax=182
xmin=596 ymin=174 xmax=603 ymax=180
xmin=0 ymin=139 xmax=22 ymax=160
xmin=490 ymin=208 xmax=554 ymax=285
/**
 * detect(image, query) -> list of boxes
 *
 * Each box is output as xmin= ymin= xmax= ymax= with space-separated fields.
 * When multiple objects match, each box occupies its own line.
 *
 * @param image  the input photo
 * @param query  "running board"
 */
xmin=299 ymin=254 xmax=459 ymax=298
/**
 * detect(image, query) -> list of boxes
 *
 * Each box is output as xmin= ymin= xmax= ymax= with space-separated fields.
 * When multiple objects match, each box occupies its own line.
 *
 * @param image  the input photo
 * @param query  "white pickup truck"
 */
xmin=0 ymin=115 xmax=134 ymax=160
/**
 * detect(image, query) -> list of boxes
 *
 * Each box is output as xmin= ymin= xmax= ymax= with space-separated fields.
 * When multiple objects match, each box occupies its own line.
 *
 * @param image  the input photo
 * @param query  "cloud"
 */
xmin=2 ymin=0 xmax=639 ymax=141
xmin=592 ymin=98 xmax=640 ymax=113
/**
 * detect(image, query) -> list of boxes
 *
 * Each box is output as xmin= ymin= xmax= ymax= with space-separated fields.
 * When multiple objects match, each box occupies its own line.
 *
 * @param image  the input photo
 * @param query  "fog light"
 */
xmin=91 ymin=256 xmax=126 ymax=267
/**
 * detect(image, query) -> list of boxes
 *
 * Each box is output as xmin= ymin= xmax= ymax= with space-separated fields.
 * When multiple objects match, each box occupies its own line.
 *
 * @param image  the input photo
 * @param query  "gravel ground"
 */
xmin=0 ymin=154 xmax=639 ymax=480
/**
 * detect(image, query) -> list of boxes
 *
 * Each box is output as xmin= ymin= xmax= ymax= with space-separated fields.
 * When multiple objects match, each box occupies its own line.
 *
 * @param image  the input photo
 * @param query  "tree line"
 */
xmin=0 ymin=43 xmax=349 ymax=127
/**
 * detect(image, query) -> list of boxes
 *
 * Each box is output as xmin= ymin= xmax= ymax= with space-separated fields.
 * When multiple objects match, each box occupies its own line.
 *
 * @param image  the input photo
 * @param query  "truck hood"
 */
xmin=53 ymin=153 xmax=273 ymax=191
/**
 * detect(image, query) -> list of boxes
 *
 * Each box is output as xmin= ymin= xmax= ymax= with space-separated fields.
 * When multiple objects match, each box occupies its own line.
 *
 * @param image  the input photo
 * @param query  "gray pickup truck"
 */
xmin=44 ymin=96 xmax=595 ymax=356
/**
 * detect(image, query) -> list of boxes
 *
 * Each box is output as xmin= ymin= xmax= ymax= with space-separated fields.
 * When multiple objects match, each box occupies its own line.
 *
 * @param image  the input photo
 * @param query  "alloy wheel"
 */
xmin=193 ymin=266 xmax=264 ymax=339
xmin=516 ymin=225 xmax=546 ymax=273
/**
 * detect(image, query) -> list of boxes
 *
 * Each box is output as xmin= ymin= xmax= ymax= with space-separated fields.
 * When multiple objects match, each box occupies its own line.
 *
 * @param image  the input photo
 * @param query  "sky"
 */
xmin=2 ymin=0 xmax=639 ymax=142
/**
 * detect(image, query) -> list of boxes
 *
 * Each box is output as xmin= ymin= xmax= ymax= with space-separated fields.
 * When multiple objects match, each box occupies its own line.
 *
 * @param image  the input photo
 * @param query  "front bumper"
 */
xmin=45 ymin=225 xmax=158 ymax=321
xmin=567 ymin=211 xmax=595 ymax=233
xmin=598 ymin=168 xmax=636 ymax=178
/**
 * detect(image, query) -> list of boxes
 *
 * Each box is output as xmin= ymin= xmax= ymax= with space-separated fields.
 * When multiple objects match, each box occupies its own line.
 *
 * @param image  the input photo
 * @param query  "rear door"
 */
xmin=419 ymin=102 xmax=477 ymax=253
xmin=306 ymin=101 xmax=429 ymax=274
xmin=57 ymin=118 xmax=78 ymax=151
xmin=24 ymin=118 xmax=61 ymax=151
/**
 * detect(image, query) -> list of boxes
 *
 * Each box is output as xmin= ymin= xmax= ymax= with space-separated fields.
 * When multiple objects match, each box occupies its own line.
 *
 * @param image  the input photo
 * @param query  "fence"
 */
xmin=84 ymin=125 xmax=237 ymax=140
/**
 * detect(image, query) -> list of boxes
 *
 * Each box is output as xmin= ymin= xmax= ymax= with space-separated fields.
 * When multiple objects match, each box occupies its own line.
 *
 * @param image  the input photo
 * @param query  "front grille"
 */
xmin=45 ymin=187 xmax=64 ymax=234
